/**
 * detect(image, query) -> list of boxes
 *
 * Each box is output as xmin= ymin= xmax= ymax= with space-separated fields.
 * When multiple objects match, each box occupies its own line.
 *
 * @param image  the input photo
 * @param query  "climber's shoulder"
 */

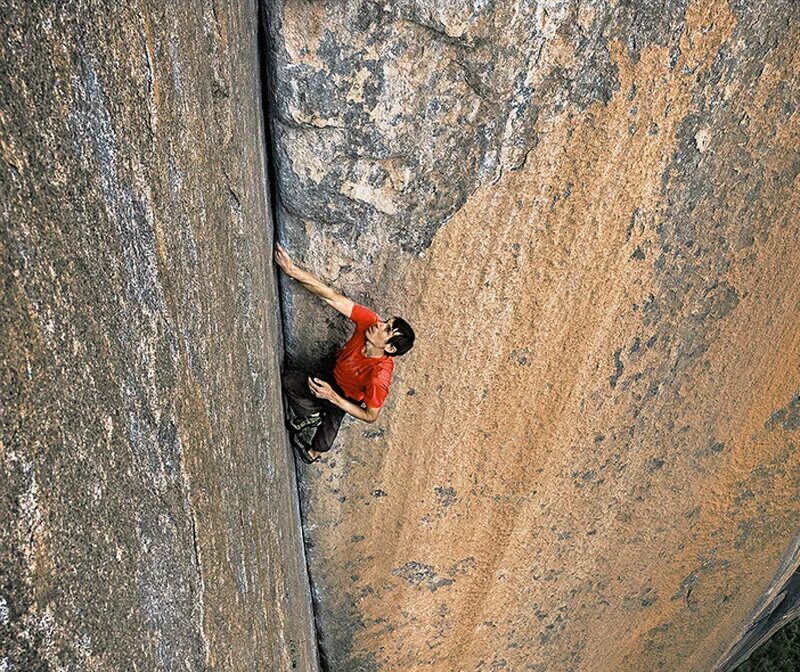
xmin=324 ymin=292 xmax=355 ymax=319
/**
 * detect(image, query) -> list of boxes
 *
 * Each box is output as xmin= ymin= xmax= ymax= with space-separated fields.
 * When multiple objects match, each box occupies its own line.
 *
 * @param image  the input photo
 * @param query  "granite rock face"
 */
xmin=1 ymin=2 xmax=317 ymax=670
xmin=265 ymin=1 xmax=800 ymax=670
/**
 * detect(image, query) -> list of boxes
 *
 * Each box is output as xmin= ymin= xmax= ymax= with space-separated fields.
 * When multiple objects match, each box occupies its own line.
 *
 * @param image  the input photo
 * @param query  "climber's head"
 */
xmin=366 ymin=316 xmax=415 ymax=357
xmin=386 ymin=316 xmax=415 ymax=357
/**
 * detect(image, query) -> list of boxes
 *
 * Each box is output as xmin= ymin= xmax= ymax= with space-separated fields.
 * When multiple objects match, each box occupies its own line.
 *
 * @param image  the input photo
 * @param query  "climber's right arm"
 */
xmin=274 ymin=243 xmax=354 ymax=318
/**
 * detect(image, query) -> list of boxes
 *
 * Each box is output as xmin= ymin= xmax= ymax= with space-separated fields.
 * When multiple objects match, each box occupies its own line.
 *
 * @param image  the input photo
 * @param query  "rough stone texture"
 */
xmin=717 ymin=556 xmax=800 ymax=671
xmin=266 ymin=0 xmax=800 ymax=670
xmin=1 ymin=2 xmax=318 ymax=670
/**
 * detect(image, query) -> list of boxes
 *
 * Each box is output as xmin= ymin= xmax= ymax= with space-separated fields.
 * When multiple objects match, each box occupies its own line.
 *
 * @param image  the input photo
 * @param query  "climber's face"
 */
xmin=366 ymin=318 xmax=397 ymax=355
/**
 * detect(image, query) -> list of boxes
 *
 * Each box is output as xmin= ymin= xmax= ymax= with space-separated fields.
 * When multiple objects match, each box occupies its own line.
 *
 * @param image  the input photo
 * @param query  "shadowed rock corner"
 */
xmin=2 ymin=2 xmax=318 ymax=670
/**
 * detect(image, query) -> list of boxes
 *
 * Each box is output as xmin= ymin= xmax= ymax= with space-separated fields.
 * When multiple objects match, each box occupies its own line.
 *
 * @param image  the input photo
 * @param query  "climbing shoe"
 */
xmin=288 ymin=412 xmax=322 ymax=432
xmin=290 ymin=431 xmax=319 ymax=464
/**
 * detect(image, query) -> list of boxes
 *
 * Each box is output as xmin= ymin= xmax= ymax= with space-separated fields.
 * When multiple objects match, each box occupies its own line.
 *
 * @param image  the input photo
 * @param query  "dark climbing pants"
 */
xmin=282 ymin=367 xmax=357 ymax=453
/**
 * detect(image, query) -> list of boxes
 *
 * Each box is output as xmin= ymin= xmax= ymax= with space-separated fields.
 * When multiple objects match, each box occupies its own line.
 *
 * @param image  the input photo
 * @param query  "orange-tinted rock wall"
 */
xmin=266 ymin=0 xmax=799 ymax=670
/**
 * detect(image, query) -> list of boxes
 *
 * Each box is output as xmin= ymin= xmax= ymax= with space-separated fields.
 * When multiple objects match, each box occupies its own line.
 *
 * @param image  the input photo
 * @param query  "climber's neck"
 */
xmin=362 ymin=341 xmax=385 ymax=358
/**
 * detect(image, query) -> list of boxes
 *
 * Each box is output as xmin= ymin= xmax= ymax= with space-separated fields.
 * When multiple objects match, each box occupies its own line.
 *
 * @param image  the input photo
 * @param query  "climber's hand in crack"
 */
xmin=273 ymin=243 xmax=355 ymax=318
xmin=274 ymin=243 xmax=297 ymax=276
xmin=308 ymin=377 xmax=337 ymax=402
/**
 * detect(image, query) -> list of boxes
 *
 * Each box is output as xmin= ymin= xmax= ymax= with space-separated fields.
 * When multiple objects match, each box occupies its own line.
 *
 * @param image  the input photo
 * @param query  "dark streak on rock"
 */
xmin=765 ymin=392 xmax=800 ymax=432
xmin=392 ymin=562 xmax=455 ymax=592
xmin=434 ymin=485 xmax=457 ymax=508
xmin=609 ymin=349 xmax=624 ymax=389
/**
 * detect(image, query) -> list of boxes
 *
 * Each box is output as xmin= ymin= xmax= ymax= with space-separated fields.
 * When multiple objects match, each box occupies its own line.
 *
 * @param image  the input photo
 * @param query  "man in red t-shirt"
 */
xmin=275 ymin=244 xmax=415 ymax=464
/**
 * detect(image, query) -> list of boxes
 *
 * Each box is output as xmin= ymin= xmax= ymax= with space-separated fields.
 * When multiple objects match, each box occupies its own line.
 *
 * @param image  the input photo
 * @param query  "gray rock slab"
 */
xmin=1 ymin=1 xmax=317 ymax=669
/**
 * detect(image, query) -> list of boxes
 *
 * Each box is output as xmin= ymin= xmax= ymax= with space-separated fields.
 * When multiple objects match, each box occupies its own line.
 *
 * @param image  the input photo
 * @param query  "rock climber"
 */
xmin=274 ymin=243 xmax=415 ymax=464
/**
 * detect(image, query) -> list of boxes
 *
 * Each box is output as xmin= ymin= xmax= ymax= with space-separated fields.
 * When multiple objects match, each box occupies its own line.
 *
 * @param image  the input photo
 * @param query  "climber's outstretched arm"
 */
xmin=274 ymin=243 xmax=354 ymax=318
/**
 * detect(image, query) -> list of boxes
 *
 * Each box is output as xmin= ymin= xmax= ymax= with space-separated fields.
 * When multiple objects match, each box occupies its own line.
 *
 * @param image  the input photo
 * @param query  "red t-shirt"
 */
xmin=333 ymin=304 xmax=394 ymax=408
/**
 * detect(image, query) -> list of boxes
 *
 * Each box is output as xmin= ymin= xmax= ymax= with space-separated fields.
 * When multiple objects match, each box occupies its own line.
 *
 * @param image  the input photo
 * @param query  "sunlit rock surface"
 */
xmin=265 ymin=0 xmax=800 ymax=670
xmin=1 ymin=2 xmax=317 ymax=670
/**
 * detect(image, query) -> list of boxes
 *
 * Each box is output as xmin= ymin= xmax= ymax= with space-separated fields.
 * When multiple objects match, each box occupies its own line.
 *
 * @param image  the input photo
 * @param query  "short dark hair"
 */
xmin=387 ymin=317 xmax=415 ymax=357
